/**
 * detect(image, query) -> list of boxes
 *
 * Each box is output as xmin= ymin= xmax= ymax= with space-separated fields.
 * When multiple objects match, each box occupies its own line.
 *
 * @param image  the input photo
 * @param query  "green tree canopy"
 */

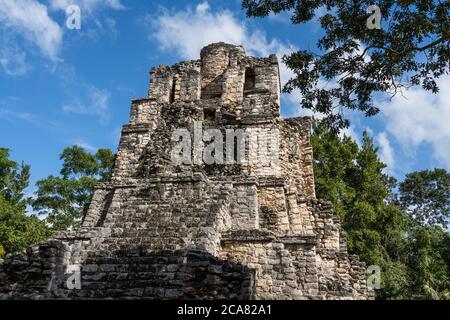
xmin=406 ymin=226 xmax=450 ymax=299
xmin=0 ymin=148 xmax=49 ymax=258
xmin=242 ymin=0 xmax=450 ymax=131
xmin=0 ymin=195 xmax=49 ymax=257
xmin=310 ymin=124 xmax=450 ymax=299
xmin=32 ymin=146 xmax=115 ymax=231
xmin=312 ymin=124 xmax=407 ymax=259
xmin=0 ymin=148 xmax=30 ymax=208
xmin=399 ymin=169 xmax=450 ymax=228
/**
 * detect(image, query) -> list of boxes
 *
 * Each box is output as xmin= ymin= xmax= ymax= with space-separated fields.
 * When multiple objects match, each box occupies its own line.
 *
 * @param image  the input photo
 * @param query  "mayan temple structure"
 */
xmin=0 ymin=43 xmax=372 ymax=300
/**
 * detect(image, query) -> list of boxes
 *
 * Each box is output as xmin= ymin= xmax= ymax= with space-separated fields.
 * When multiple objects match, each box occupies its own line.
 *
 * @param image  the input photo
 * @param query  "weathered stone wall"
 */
xmin=0 ymin=42 xmax=372 ymax=300
xmin=220 ymin=235 xmax=319 ymax=300
xmin=280 ymin=117 xmax=315 ymax=198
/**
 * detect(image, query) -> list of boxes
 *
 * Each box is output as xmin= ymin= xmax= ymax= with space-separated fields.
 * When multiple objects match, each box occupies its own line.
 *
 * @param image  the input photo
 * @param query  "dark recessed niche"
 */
xmin=170 ymin=78 xmax=176 ymax=103
xmin=244 ymin=67 xmax=256 ymax=92
xmin=204 ymin=108 xmax=216 ymax=121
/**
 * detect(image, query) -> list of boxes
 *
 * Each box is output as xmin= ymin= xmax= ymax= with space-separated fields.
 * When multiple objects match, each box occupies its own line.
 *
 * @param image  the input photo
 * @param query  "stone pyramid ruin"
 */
xmin=0 ymin=43 xmax=373 ymax=300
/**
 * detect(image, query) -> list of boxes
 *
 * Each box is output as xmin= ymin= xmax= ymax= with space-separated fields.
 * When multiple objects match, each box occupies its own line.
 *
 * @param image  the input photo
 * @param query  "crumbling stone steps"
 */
xmin=95 ymin=239 xmax=187 ymax=251
xmin=99 ymin=201 xmax=215 ymax=229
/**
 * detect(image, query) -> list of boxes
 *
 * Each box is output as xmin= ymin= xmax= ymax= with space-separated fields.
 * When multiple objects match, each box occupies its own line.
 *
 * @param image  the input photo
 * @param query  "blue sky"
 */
xmin=1 ymin=0 xmax=449 ymax=195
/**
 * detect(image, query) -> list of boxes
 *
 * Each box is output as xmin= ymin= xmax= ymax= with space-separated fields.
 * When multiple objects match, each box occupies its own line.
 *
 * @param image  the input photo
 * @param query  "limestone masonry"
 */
xmin=0 ymin=43 xmax=373 ymax=300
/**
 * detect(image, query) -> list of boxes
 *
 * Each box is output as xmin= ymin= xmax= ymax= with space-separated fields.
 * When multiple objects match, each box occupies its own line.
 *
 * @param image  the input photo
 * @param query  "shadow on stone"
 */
xmin=1 ymin=244 xmax=256 ymax=300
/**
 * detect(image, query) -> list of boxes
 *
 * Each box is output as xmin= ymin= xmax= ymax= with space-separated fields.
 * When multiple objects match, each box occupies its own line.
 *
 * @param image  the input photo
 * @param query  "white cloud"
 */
xmin=377 ymin=132 xmax=395 ymax=172
xmin=267 ymin=11 xmax=293 ymax=24
xmin=57 ymin=64 xmax=112 ymax=124
xmin=0 ymin=0 xmax=63 ymax=61
xmin=49 ymin=0 xmax=124 ymax=42
xmin=0 ymin=46 xmax=29 ymax=76
xmin=149 ymin=2 xmax=296 ymax=78
xmin=0 ymin=108 xmax=40 ymax=123
xmin=0 ymin=96 xmax=59 ymax=128
xmin=48 ymin=0 xmax=124 ymax=14
xmin=381 ymin=74 xmax=450 ymax=169
xmin=72 ymin=139 xmax=98 ymax=152
xmin=0 ymin=107 xmax=55 ymax=129
xmin=149 ymin=2 xmax=246 ymax=60
xmin=63 ymin=85 xmax=111 ymax=125
xmin=0 ymin=0 xmax=124 ymax=75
